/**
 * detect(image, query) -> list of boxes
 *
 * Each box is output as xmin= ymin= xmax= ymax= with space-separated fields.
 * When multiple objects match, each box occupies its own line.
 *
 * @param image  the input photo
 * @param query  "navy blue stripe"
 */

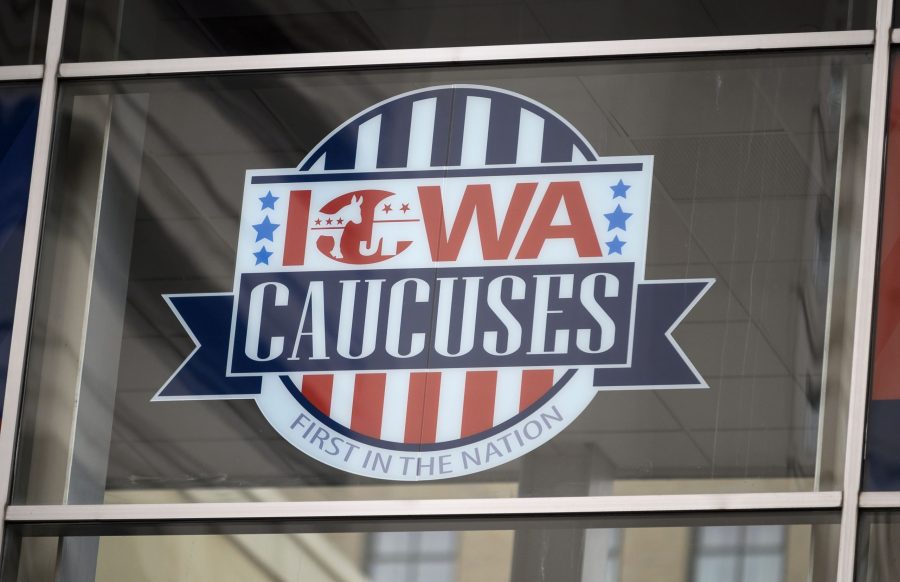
xmin=322 ymin=122 xmax=359 ymax=171
xmin=252 ymin=162 xmax=642 ymax=184
xmin=575 ymin=142 xmax=597 ymax=162
xmin=280 ymin=369 xmax=576 ymax=452
xmin=519 ymin=101 xmax=595 ymax=162
xmin=429 ymin=92 xmax=454 ymax=167
xmin=540 ymin=115 xmax=580 ymax=163
xmin=485 ymin=94 xmax=520 ymax=165
xmin=444 ymin=89 xmax=469 ymax=167
xmin=299 ymin=88 xmax=600 ymax=173
xmin=376 ymin=100 xmax=412 ymax=169
xmin=298 ymin=152 xmax=325 ymax=172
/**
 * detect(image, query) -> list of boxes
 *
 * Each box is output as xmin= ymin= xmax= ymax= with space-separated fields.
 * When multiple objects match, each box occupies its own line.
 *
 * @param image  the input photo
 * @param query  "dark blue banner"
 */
xmin=231 ymin=263 xmax=634 ymax=374
xmin=0 ymin=86 xmax=40 ymax=417
xmin=157 ymin=268 xmax=710 ymax=400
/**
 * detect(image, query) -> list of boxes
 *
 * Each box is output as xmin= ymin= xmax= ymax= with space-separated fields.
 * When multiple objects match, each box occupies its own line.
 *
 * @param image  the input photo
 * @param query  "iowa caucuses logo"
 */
xmin=155 ymin=86 xmax=713 ymax=480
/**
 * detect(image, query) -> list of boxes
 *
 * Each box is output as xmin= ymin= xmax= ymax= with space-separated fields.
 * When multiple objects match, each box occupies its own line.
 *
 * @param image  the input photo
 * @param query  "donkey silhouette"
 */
xmin=330 ymin=195 xmax=363 ymax=259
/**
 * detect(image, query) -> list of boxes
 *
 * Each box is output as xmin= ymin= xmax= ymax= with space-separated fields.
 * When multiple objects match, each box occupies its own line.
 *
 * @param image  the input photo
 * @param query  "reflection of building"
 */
xmin=80 ymin=509 xmax=801 ymax=582
xmin=368 ymin=532 xmax=459 ymax=582
xmin=690 ymin=526 xmax=786 ymax=582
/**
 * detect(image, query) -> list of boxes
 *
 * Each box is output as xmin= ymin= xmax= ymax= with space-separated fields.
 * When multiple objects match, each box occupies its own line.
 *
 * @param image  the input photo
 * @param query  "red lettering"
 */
xmin=516 ymin=181 xmax=602 ymax=259
xmin=284 ymin=190 xmax=312 ymax=266
xmin=418 ymin=183 xmax=537 ymax=261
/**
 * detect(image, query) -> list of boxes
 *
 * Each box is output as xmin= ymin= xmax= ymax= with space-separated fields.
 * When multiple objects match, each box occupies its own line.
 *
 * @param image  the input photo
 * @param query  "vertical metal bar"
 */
xmin=815 ymin=60 xmax=852 ymax=492
xmin=0 ymin=0 xmax=69 ymax=551
xmin=55 ymin=92 xmax=150 ymax=582
xmin=836 ymin=0 xmax=894 ymax=578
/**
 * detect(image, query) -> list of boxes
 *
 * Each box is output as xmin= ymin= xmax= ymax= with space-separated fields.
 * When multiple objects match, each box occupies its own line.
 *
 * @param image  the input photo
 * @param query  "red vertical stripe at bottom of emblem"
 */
xmin=405 ymin=372 xmax=441 ymax=444
xmin=301 ymin=375 xmax=334 ymax=416
xmin=461 ymin=371 xmax=497 ymax=438
xmin=519 ymin=369 xmax=555 ymax=412
xmin=283 ymin=190 xmax=312 ymax=266
xmin=351 ymin=373 xmax=386 ymax=438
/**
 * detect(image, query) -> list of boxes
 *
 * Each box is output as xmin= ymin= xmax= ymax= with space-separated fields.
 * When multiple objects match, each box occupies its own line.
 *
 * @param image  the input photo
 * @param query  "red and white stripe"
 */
xmin=290 ymin=369 xmax=560 ymax=444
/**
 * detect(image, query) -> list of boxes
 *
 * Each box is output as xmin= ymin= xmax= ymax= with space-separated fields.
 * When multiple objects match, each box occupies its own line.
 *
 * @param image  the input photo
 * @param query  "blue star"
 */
xmin=606 ymin=236 xmax=626 ymax=255
xmin=604 ymin=205 xmax=632 ymax=231
xmin=253 ymin=216 xmax=279 ymax=242
xmin=253 ymin=246 xmax=273 ymax=265
xmin=259 ymin=191 xmax=278 ymax=210
xmin=611 ymin=179 xmax=631 ymax=199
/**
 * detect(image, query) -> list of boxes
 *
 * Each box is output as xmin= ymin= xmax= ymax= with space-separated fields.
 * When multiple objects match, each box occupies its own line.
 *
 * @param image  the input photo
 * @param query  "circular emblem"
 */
xmin=156 ymin=85 xmax=711 ymax=480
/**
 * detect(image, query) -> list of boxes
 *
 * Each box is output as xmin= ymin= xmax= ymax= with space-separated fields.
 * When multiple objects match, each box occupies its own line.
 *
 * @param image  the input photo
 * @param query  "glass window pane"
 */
xmin=418 ymin=531 xmax=457 ymax=554
xmin=692 ymin=526 xmax=787 ymax=582
xmin=416 ymin=562 xmax=456 ymax=582
xmin=694 ymin=556 xmax=737 ymax=582
xmin=854 ymin=512 xmax=900 ymax=581
xmin=866 ymin=51 xmax=900 ymax=491
xmin=61 ymin=0 xmax=876 ymax=62
xmin=373 ymin=531 xmax=415 ymax=556
xmin=0 ymin=82 xmax=40 ymax=419
xmin=744 ymin=525 xmax=786 ymax=548
xmin=3 ymin=514 xmax=839 ymax=582
xmin=0 ymin=0 xmax=51 ymax=65
xmin=14 ymin=51 xmax=872 ymax=505
xmin=372 ymin=562 xmax=408 ymax=582
xmin=740 ymin=555 xmax=784 ymax=582
xmin=698 ymin=526 xmax=742 ymax=549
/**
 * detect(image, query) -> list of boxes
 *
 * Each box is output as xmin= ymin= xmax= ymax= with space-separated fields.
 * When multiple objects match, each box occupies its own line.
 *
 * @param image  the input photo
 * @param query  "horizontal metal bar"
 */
xmin=59 ymin=30 xmax=875 ymax=79
xmin=858 ymin=492 xmax=900 ymax=508
xmin=893 ymin=28 xmax=900 ymax=42
xmin=6 ymin=492 xmax=842 ymax=523
xmin=0 ymin=65 xmax=43 ymax=81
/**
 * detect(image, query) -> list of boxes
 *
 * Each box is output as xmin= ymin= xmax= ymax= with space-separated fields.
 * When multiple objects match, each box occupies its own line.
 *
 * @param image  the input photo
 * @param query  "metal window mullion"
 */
xmin=859 ymin=492 xmax=900 ymax=507
xmin=3 ymin=491 xmax=843 ymax=524
xmin=56 ymin=30 xmax=875 ymax=79
xmin=0 ymin=0 xmax=69 ymax=552
xmin=836 ymin=0 xmax=894 ymax=579
xmin=0 ymin=66 xmax=43 ymax=82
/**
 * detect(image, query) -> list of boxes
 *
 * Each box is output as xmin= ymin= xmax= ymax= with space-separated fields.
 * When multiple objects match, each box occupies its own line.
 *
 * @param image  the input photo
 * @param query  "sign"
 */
xmin=155 ymin=85 xmax=713 ymax=480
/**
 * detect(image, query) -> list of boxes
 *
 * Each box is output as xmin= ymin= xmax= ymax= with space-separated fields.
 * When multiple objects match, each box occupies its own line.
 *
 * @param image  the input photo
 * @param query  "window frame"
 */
xmin=0 ymin=0 xmax=894 ymax=580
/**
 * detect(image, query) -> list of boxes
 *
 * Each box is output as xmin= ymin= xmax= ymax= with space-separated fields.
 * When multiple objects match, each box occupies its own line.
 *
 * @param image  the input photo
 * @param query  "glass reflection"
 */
xmin=0 ymin=0 xmax=50 ymax=65
xmin=61 ymin=0 xmax=875 ymax=62
xmin=857 ymin=512 xmax=900 ymax=582
xmin=368 ymin=532 xmax=458 ymax=582
xmin=692 ymin=525 xmax=786 ymax=582
xmin=14 ymin=52 xmax=872 ymax=504
xmin=6 ymin=515 xmax=838 ymax=582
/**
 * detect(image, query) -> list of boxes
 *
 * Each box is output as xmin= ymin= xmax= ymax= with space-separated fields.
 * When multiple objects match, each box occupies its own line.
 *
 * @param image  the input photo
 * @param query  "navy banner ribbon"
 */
xmin=155 ymin=294 xmax=261 ymax=400
xmin=155 ymin=280 xmax=711 ymax=400
xmin=593 ymin=280 xmax=711 ymax=389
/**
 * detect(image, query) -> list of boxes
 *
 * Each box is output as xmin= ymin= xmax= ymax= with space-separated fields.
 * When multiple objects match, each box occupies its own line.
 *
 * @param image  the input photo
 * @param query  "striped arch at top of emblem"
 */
xmin=354 ymin=115 xmax=381 ymax=170
xmin=296 ymin=85 xmax=598 ymax=173
xmin=459 ymin=96 xmax=491 ymax=167
xmin=406 ymin=98 xmax=437 ymax=168
xmin=279 ymin=368 xmax=578 ymax=452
